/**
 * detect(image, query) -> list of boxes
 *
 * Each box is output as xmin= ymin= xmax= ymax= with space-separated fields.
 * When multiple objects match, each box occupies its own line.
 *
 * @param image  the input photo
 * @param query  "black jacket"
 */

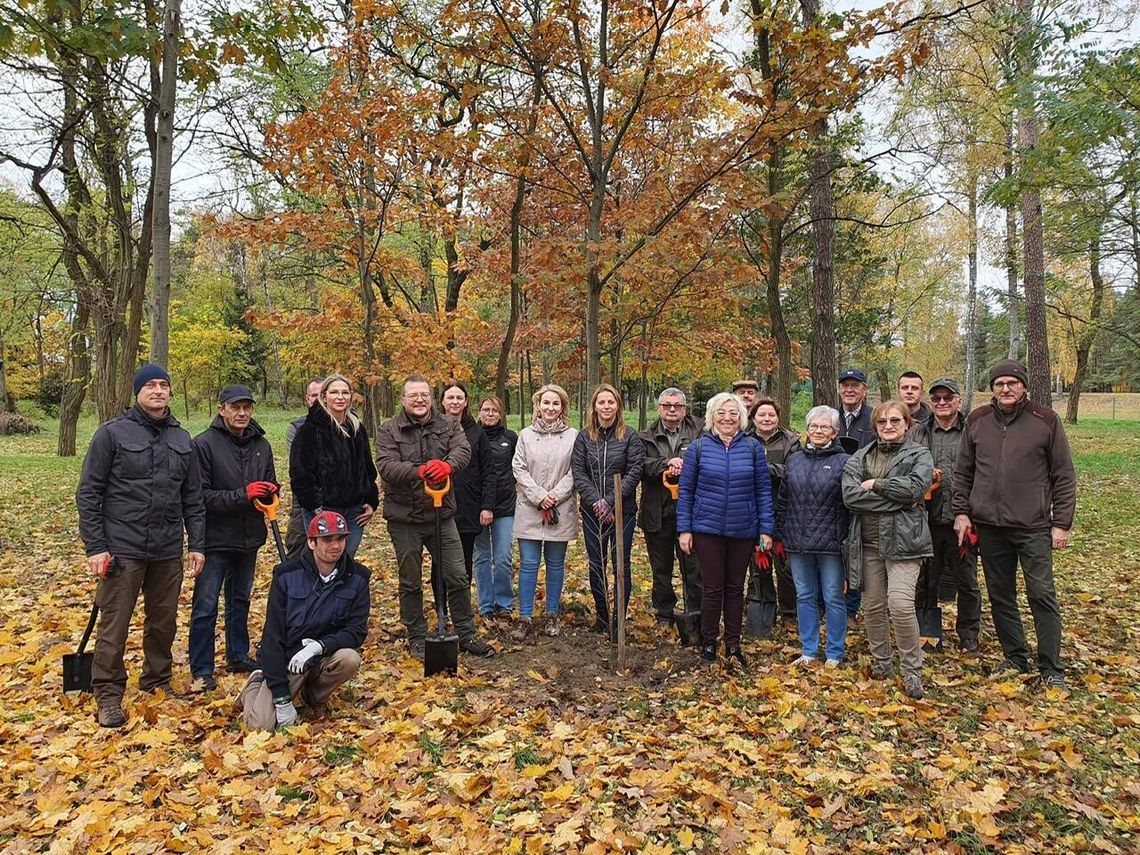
xmin=775 ymin=443 xmax=850 ymax=553
xmin=76 ymin=405 xmax=206 ymax=560
xmin=572 ymin=425 xmax=645 ymax=518
xmin=638 ymin=415 xmax=702 ymax=533
xmin=482 ymin=422 xmax=519 ymax=518
xmin=258 ymin=550 xmax=370 ymax=698
xmin=453 ymin=415 xmax=496 ymax=534
xmin=192 ymin=416 xmax=276 ymax=552
xmin=289 ymin=402 xmax=380 ymax=513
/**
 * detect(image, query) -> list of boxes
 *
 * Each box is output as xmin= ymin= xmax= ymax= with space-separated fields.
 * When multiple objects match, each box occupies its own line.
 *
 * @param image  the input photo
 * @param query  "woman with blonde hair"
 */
xmin=289 ymin=373 xmax=379 ymax=557
xmin=510 ymin=384 xmax=579 ymax=639
xmin=842 ymin=400 xmax=934 ymax=699
xmin=571 ymin=383 xmax=645 ymax=634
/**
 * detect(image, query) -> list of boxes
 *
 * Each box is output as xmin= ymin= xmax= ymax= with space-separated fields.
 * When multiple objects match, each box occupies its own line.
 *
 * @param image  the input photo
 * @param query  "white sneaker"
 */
xmin=824 ymin=659 xmax=841 ymax=668
xmin=792 ymin=655 xmax=815 ymax=668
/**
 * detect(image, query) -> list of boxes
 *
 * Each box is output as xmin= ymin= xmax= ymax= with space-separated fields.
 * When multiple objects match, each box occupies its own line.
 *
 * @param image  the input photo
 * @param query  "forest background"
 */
xmin=0 ymin=0 xmax=1138 ymax=444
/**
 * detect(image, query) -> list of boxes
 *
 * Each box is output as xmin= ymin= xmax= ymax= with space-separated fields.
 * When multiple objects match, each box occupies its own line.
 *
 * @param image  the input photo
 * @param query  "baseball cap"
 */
xmin=838 ymin=368 xmax=867 ymax=384
xmin=218 ymin=384 xmax=256 ymax=404
xmin=929 ymin=377 xmax=961 ymax=396
xmin=307 ymin=511 xmax=349 ymax=539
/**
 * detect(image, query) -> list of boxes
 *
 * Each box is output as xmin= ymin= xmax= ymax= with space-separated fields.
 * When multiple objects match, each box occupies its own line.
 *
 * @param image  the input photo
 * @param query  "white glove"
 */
xmin=288 ymin=638 xmax=324 ymax=674
xmin=274 ymin=697 xmax=299 ymax=728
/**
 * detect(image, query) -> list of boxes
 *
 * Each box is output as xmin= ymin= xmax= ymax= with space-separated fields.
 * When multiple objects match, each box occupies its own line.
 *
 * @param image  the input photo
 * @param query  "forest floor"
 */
xmin=0 ymin=416 xmax=1137 ymax=854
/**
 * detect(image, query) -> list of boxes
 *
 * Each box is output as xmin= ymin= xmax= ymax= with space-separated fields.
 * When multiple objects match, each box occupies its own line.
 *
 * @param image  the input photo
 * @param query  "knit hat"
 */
xmin=988 ymin=359 xmax=1028 ymax=389
xmin=133 ymin=363 xmax=171 ymax=394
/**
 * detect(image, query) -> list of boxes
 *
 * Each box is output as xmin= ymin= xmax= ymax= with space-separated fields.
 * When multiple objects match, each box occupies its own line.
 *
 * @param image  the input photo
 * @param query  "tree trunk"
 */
xmin=964 ymin=170 xmax=979 ymax=411
xmin=767 ymin=228 xmax=792 ymax=425
xmin=149 ymin=0 xmax=179 ymax=365
xmin=1004 ymin=135 xmax=1021 ymax=361
xmin=58 ymin=300 xmax=91 ymax=457
xmin=1065 ymin=233 xmax=1105 ymax=424
xmin=0 ymin=337 xmax=14 ymax=413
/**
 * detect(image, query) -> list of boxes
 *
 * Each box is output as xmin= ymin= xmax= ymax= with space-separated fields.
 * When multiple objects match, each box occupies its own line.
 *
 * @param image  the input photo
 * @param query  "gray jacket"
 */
xmin=841 ymin=442 xmax=934 ymax=589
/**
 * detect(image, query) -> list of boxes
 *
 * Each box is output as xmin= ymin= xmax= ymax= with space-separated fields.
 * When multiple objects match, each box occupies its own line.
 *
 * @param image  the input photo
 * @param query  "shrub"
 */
xmin=0 ymin=412 xmax=42 ymax=435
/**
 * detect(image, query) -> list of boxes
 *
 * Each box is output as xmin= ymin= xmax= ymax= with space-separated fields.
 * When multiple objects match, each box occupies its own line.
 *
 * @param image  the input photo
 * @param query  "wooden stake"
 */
xmin=613 ymin=473 xmax=626 ymax=672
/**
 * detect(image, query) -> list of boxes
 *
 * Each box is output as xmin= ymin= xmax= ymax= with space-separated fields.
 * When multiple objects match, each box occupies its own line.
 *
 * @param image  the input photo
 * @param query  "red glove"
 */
xmin=959 ymin=526 xmax=979 ymax=560
xmin=773 ymin=540 xmax=787 ymax=562
xmin=245 ymin=481 xmax=278 ymax=501
xmin=418 ymin=459 xmax=452 ymax=483
xmin=754 ymin=546 xmax=771 ymax=571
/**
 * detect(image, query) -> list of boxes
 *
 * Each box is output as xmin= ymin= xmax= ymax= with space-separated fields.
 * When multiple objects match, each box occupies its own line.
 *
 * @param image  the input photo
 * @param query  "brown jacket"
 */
xmin=375 ymin=408 xmax=471 ymax=525
xmin=952 ymin=398 xmax=1076 ymax=530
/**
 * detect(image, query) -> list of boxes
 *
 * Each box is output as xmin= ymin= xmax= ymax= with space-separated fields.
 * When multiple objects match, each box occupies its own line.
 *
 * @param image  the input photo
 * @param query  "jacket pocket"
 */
xmin=117 ymin=441 xmax=153 ymax=479
xmin=166 ymin=442 xmax=192 ymax=482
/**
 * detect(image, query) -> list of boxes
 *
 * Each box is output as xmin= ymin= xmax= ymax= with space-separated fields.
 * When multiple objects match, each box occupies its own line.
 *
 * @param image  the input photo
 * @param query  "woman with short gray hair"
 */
xmin=775 ymin=405 xmax=851 ymax=667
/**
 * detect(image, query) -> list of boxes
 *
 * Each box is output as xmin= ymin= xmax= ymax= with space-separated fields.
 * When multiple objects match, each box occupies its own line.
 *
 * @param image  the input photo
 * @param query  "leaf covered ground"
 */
xmin=1 ymin=416 xmax=1138 ymax=854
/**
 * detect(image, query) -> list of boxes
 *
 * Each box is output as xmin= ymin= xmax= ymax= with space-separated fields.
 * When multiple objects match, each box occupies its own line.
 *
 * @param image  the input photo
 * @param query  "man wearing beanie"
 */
xmin=952 ymin=358 xmax=1076 ymax=692
xmin=76 ymin=363 xmax=207 ymax=727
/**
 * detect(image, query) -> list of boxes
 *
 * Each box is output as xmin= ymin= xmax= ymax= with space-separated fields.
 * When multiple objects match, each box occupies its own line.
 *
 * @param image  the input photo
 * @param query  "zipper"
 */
xmin=998 ymin=424 xmax=1007 ymax=525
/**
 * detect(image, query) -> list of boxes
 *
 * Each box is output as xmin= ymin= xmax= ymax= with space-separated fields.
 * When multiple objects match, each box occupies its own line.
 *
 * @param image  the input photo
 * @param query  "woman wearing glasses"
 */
xmin=774 ymin=406 xmax=850 ymax=666
xmin=842 ymin=400 xmax=934 ymax=699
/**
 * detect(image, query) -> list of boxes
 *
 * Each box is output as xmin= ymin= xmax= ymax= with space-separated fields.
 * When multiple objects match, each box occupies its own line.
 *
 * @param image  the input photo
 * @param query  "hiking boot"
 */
xmin=227 ymin=657 xmax=258 ymax=674
xmin=700 ymin=644 xmax=717 ymax=663
xmin=990 ymin=658 xmax=1029 ymax=679
xmin=510 ymin=619 xmax=533 ymax=642
xmin=188 ymin=675 xmax=217 ymax=694
xmin=959 ymin=637 xmax=979 ymax=653
xmin=95 ymin=699 xmax=127 ymax=728
xmin=541 ymin=615 xmax=561 ymax=637
xmin=1041 ymin=672 xmax=1069 ymax=694
xmin=459 ymin=637 xmax=495 ymax=657
xmin=408 ymin=639 xmax=425 ymax=662
xmin=903 ymin=673 xmax=925 ymax=700
xmin=726 ymin=644 xmax=747 ymax=669
xmin=870 ymin=659 xmax=894 ymax=680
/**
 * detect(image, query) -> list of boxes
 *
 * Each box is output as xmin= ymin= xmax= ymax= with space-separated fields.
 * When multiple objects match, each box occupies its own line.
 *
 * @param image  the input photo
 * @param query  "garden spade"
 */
xmin=424 ymin=477 xmax=458 ymax=678
xmin=664 ymin=472 xmax=700 ymax=646
xmin=253 ymin=494 xmax=287 ymax=563
xmin=63 ymin=555 xmax=117 ymax=692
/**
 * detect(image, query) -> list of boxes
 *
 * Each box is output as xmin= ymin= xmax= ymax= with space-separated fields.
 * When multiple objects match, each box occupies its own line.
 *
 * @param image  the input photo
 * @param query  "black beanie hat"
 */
xmin=133 ymin=363 xmax=171 ymax=395
xmin=988 ymin=359 xmax=1029 ymax=389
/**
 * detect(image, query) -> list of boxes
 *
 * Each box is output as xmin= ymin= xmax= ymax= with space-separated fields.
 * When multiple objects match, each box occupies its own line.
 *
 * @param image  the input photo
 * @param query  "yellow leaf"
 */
xmin=677 ymin=827 xmax=695 ymax=848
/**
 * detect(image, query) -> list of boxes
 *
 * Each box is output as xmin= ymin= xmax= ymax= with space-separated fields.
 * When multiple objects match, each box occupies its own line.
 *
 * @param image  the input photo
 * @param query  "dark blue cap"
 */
xmin=838 ymin=368 xmax=867 ymax=385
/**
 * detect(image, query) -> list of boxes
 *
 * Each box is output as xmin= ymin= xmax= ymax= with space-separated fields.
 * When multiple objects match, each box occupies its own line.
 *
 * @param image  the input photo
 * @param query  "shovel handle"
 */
xmin=424 ymin=476 xmax=451 ymax=507
xmin=662 ymin=471 xmax=680 ymax=501
xmin=254 ymin=493 xmax=280 ymax=522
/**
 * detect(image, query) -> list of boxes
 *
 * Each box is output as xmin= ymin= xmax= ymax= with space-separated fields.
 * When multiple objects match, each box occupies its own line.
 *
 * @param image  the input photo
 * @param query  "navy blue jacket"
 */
xmin=839 ymin=403 xmax=875 ymax=450
xmin=677 ymin=432 xmax=774 ymax=540
xmin=258 ymin=550 xmax=370 ymax=698
xmin=774 ymin=443 xmax=850 ymax=554
xmin=571 ymin=425 xmax=645 ymax=518
xmin=192 ymin=416 xmax=276 ymax=552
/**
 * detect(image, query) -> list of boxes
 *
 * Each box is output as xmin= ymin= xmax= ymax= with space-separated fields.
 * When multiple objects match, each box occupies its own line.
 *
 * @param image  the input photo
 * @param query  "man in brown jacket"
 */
xmin=953 ymin=359 xmax=1076 ymax=691
xmin=375 ymin=375 xmax=493 ymax=659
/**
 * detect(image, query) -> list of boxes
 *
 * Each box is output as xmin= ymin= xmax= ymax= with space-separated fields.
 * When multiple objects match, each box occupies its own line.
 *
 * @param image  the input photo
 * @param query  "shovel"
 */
xmin=424 ymin=477 xmax=459 ymax=678
xmin=253 ymin=493 xmax=287 ymax=563
xmin=745 ymin=547 xmax=777 ymax=639
xmin=63 ymin=555 xmax=117 ymax=693
xmin=918 ymin=606 xmax=944 ymax=652
xmin=838 ymin=436 xmax=859 ymax=454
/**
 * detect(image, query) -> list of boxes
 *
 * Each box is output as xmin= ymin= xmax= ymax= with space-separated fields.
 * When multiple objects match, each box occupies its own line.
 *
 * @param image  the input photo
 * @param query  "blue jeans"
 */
xmin=790 ymin=552 xmax=847 ymax=661
xmin=302 ymin=505 xmax=366 ymax=557
xmin=473 ymin=516 xmax=516 ymax=614
xmin=582 ymin=512 xmax=636 ymax=624
xmin=517 ymin=538 xmax=568 ymax=619
xmin=846 ymin=588 xmax=862 ymax=618
xmin=189 ymin=550 xmax=257 ymax=676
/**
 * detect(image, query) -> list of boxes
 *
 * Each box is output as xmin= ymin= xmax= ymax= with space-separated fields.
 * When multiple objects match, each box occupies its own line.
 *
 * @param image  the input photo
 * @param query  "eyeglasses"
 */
xmin=875 ymin=417 xmax=905 ymax=426
xmin=404 ymin=392 xmax=431 ymax=400
xmin=659 ymin=403 xmax=686 ymax=409
xmin=993 ymin=380 xmax=1022 ymax=390
xmin=806 ymin=424 xmax=833 ymax=433
xmin=930 ymin=394 xmax=957 ymax=403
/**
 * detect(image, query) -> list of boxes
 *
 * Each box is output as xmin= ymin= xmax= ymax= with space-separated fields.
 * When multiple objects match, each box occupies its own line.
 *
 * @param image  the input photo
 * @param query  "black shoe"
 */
xmin=591 ymin=618 xmax=609 ymax=634
xmin=700 ymin=644 xmax=717 ymax=663
xmin=459 ymin=637 xmax=495 ymax=657
xmin=227 ymin=657 xmax=259 ymax=674
xmin=991 ymin=657 xmax=1030 ymax=679
xmin=959 ymin=637 xmax=979 ymax=653
xmin=188 ymin=674 xmax=217 ymax=694
xmin=726 ymin=644 xmax=747 ymax=669
xmin=656 ymin=614 xmax=674 ymax=626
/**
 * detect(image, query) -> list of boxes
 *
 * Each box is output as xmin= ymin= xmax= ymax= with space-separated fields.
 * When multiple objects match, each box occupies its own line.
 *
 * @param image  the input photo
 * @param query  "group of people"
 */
xmin=75 ymin=356 xmax=1075 ymax=730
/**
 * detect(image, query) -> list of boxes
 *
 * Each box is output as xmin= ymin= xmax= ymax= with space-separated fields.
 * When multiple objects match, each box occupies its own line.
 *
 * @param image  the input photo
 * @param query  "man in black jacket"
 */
xmin=188 ymin=384 xmax=278 ymax=693
xmin=76 ymin=363 xmax=206 ymax=728
xmin=639 ymin=388 xmax=703 ymax=624
xmin=234 ymin=511 xmax=369 ymax=730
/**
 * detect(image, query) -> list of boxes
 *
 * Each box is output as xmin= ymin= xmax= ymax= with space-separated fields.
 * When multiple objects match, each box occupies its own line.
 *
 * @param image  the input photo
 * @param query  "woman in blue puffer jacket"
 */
xmin=677 ymin=391 xmax=774 ymax=667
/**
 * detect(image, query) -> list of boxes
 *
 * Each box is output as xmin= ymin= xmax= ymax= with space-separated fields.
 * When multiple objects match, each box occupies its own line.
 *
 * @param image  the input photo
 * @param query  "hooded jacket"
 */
xmin=483 ymin=422 xmax=519 ymax=518
xmin=374 ymin=407 xmax=471 ymax=525
xmin=77 ymin=405 xmax=206 ymax=560
xmin=289 ymin=402 xmax=380 ymax=513
xmin=192 ymin=415 xmax=276 ymax=552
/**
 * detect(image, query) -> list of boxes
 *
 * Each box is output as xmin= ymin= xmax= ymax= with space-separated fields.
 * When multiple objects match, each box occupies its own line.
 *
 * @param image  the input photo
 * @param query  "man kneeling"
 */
xmin=235 ymin=511 xmax=369 ymax=729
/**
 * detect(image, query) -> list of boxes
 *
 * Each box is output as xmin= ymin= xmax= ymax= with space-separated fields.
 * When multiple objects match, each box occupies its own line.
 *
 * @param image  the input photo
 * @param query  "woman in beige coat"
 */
xmin=511 ymin=384 xmax=579 ymax=640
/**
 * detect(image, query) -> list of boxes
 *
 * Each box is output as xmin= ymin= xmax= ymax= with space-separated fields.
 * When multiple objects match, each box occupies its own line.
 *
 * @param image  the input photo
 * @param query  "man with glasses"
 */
xmin=953 ymin=359 xmax=1076 ymax=691
xmin=920 ymin=378 xmax=981 ymax=651
xmin=375 ymin=375 xmax=494 ymax=659
xmin=837 ymin=368 xmax=875 ymax=450
xmin=639 ymin=388 xmax=704 ymax=625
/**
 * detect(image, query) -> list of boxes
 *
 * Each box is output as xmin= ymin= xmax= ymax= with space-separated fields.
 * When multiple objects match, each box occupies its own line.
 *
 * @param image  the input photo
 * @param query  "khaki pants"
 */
xmin=861 ymin=554 xmax=923 ymax=677
xmin=92 ymin=557 xmax=183 ymax=702
xmin=238 ymin=648 xmax=361 ymax=730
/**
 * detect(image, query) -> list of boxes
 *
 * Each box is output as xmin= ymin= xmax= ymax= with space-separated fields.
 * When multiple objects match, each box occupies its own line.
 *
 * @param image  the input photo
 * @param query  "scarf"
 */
xmin=532 ymin=417 xmax=568 ymax=434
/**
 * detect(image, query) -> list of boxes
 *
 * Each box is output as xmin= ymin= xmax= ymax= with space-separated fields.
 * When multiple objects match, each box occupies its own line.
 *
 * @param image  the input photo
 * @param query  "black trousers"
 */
xmin=644 ymin=528 xmax=701 ymax=618
xmin=918 ymin=523 xmax=983 ymax=642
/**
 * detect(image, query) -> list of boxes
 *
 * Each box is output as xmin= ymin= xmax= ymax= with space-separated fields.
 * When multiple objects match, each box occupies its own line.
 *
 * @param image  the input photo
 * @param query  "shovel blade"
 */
xmin=745 ymin=599 xmax=777 ymax=639
xmin=917 ymin=606 xmax=944 ymax=653
xmin=424 ymin=634 xmax=459 ymax=677
xmin=673 ymin=611 xmax=701 ymax=647
xmin=63 ymin=652 xmax=94 ymax=693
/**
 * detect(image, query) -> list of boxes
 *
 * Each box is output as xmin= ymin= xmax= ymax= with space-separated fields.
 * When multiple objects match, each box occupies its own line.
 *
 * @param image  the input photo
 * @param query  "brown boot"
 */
xmin=95 ymin=698 xmax=127 ymax=728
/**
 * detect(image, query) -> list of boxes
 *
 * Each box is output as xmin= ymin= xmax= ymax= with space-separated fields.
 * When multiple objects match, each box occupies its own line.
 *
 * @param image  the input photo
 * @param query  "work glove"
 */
xmin=288 ymin=638 xmax=323 ymax=674
xmin=245 ymin=481 xmax=278 ymax=501
xmin=754 ymin=545 xmax=771 ymax=571
xmin=959 ymin=526 xmax=979 ymax=560
xmin=773 ymin=540 xmax=787 ymax=562
xmin=417 ymin=459 xmax=453 ymax=484
xmin=274 ymin=697 xmax=299 ymax=729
